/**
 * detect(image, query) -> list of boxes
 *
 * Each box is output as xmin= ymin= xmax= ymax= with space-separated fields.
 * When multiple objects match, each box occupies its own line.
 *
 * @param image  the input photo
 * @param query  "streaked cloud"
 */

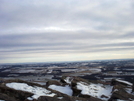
xmin=0 ymin=0 xmax=134 ymax=63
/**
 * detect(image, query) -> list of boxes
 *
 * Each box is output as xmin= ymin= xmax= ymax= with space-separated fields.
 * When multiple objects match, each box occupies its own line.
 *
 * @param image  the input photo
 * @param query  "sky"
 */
xmin=0 ymin=0 xmax=134 ymax=63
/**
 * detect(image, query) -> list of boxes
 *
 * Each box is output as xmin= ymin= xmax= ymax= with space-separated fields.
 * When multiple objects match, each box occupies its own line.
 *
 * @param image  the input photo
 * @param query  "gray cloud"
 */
xmin=0 ymin=0 xmax=134 ymax=63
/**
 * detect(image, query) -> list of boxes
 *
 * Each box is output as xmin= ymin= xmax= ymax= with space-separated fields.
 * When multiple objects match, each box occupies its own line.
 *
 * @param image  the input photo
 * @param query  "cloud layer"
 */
xmin=0 ymin=0 xmax=134 ymax=63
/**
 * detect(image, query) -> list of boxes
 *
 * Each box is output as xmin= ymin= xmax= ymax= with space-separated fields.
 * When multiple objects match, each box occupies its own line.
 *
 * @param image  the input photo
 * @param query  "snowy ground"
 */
xmin=48 ymin=85 xmax=73 ymax=96
xmin=77 ymin=82 xmax=113 ymax=101
xmin=6 ymin=82 xmax=56 ymax=100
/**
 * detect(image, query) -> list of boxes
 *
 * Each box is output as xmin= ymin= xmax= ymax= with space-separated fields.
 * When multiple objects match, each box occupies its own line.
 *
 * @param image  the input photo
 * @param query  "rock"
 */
xmin=72 ymin=87 xmax=81 ymax=96
xmin=1 ymin=77 xmax=134 ymax=101
xmin=109 ymin=90 xmax=134 ymax=101
xmin=109 ymin=79 xmax=134 ymax=101
xmin=0 ymin=85 xmax=33 ymax=101
xmin=0 ymin=93 xmax=17 ymax=101
xmin=38 ymin=94 xmax=102 ymax=101
xmin=132 ymin=83 xmax=134 ymax=93
xmin=79 ymin=94 xmax=91 ymax=98
xmin=101 ymin=95 xmax=109 ymax=99
xmin=64 ymin=76 xmax=103 ymax=101
xmin=60 ymin=76 xmax=74 ymax=85
xmin=111 ymin=79 xmax=132 ymax=86
xmin=46 ymin=80 xmax=61 ymax=87
xmin=60 ymin=76 xmax=68 ymax=83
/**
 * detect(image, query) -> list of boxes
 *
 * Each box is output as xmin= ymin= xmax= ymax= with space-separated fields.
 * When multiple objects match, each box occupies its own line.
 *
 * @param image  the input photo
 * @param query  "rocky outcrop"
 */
xmin=109 ymin=89 xmax=134 ymax=101
xmin=0 ymin=93 xmax=17 ymax=101
xmin=38 ymin=95 xmax=90 ymax=101
xmin=46 ymin=80 xmax=61 ymax=87
xmin=111 ymin=79 xmax=133 ymax=86
xmin=0 ymin=85 xmax=33 ymax=101
xmin=132 ymin=84 xmax=134 ymax=93
xmin=61 ymin=77 xmax=134 ymax=101
xmin=70 ymin=77 xmax=91 ymax=97
xmin=0 ymin=79 xmax=101 ymax=101
xmin=109 ymin=79 xmax=134 ymax=101
xmin=0 ymin=77 xmax=134 ymax=101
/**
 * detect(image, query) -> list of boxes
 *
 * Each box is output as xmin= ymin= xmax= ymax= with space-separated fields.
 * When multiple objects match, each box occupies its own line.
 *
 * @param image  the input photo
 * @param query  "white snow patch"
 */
xmin=61 ymin=69 xmax=77 ymax=72
xmin=64 ymin=77 xmax=73 ymax=84
xmin=77 ymin=82 xmax=113 ymax=101
xmin=27 ymin=97 xmax=33 ymax=100
xmin=48 ymin=85 xmax=73 ymax=96
xmin=116 ymin=79 xmax=133 ymax=86
xmin=57 ymin=97 xmax=63 ymax=99
xmin=18 ymin=69 xmax=36 ymax=73
xmin=6 ymin=82 xmax=56 ymax=99
xmin=114 ymin=89 xmax=118 ymax=92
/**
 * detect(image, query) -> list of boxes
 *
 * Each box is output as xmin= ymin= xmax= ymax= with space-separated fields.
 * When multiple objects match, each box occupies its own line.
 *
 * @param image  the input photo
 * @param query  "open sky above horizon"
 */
xmin=0 ymin=0 xmax=134 ymax=63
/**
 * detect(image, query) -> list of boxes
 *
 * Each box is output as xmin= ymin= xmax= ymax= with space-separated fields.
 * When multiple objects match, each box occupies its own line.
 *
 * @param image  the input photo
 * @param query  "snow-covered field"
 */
xmin=48 ymin=85 xmax=73 ymax=96
xmin=61 ymin=69 xmax=77 ymax=72
xmin=88 ymin=68 xmax=101 ymax=73
xmin=6 ymin=82 xmax=56 ymax=100
xmin=77 ymin=82 xmax=113 ymax=101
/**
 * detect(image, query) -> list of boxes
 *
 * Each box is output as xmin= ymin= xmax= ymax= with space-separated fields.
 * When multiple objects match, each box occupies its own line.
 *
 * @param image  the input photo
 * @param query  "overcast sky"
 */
xmin=0 ymin=0 xmax=134 ymax=63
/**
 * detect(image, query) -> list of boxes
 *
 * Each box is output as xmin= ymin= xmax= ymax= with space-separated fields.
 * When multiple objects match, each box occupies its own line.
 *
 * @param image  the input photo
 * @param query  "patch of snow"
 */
xmin=27 ymin=97 xmax=33 ymax=100
xmin=48 ymin=85 xmax=73 ymax=96
xmin=77 ymin=82 xmax=113 ymax=101
xmin=47 ymin=69 xmax=53 ymax=73
xmin=116 ymin=79 xmax=133 ymax=86
xmin=64 ymin=77 xmax=72 ymax=84
xmin=6 ymin=82 xmax=56 ymax=99
xmin=61 ymin=69 xmax=77 ymax=72
xmin=18 ymin=69 xmax=35 ymax=73
xmin=57 ymin=97 xmax=63 ymax=99
xmin=0 ymin=100 xmax=5 ymax=101
xmin=114 ymin=89 xmax=118 ymax=92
